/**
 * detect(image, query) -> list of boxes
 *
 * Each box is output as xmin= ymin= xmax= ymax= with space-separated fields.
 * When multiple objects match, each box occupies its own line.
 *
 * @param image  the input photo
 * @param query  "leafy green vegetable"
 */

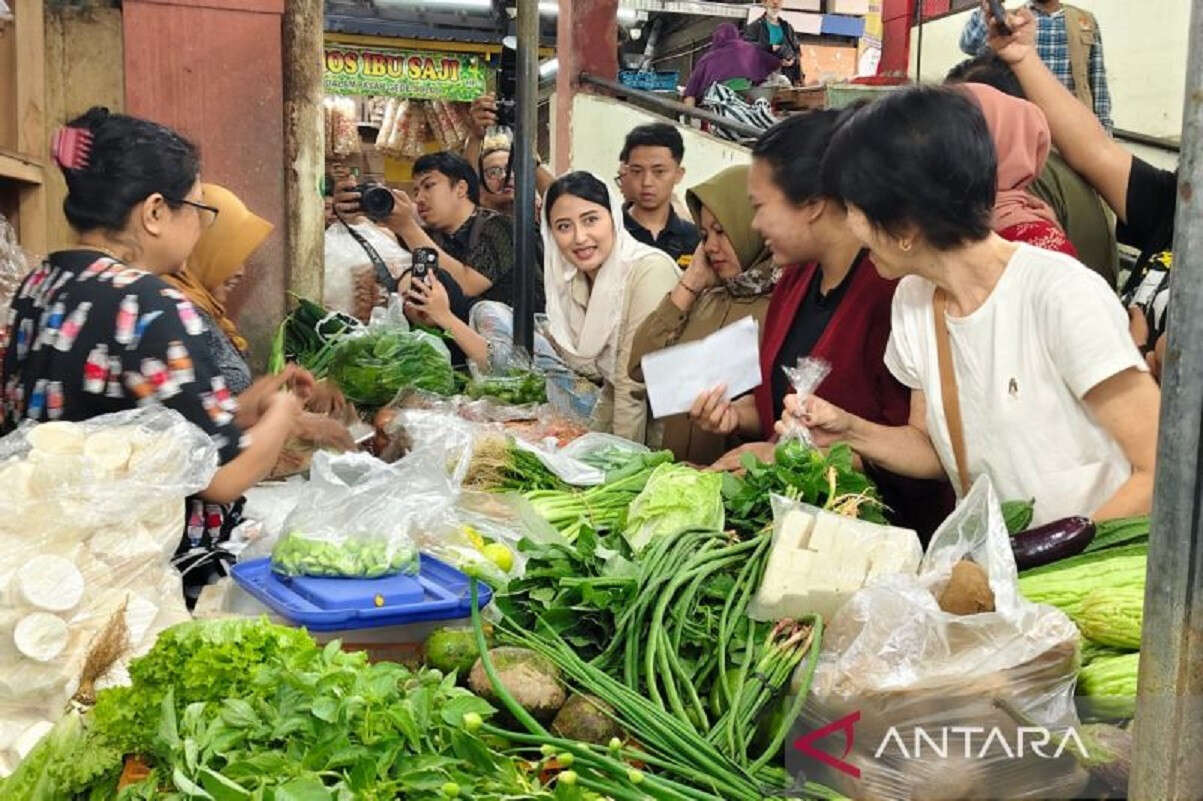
xmin=1002 ymin=499 xmax=1036 ymax=535
xmin=623 ymin=463 xmax=724 ymax=552
xmin=722 ymin=441 xmax=885 ymax=534
xmin=271 ymin=532 xmax=419 ymax=578
xmin=5 ymin=618 xmax=584 ymax=801
xmin=328 ymin=327 xmax=456 ymax=406
xmin=273 ymin=296 xmax=361 ymax=377
xmin=464 ymin=369 xmax=547 ymax=406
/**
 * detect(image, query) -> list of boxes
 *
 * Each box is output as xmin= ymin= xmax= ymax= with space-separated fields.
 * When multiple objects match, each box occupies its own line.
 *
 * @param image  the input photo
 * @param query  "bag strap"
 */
xmin=1062 ymin=6 xmax=1095 ymax=110
xmin=337 ymin=215 xmax=398 ymax=294
xmin=932 ymin=288 xmax=971 ymax=496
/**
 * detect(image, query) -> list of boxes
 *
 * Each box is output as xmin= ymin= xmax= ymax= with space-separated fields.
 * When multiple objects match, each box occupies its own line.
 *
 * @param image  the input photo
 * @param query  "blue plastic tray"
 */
xmin=231 ymin=554 xmax=492 ymax=632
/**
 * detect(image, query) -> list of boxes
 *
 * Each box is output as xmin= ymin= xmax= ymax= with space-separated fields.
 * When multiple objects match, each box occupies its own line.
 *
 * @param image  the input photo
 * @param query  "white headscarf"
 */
xmin=541 ymin=173 xmax=676 ymax=383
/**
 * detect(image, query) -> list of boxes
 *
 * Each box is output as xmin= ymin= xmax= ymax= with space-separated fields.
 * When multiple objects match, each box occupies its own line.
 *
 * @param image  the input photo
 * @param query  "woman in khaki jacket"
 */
xmin=628 ymin=165 xmax=776 ymax=463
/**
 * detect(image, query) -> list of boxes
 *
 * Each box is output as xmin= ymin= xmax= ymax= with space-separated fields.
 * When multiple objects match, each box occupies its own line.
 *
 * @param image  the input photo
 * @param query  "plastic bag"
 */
xmin=327 ymin=320 xmax=456 ymax=406
xmin=465 ymin=346 xmax=548 ymax=407
xmin=797 ymin=477 xmax=1083 ymax=800
xmin=779 ymin=356 xmax=831 ymax=446
xmin=0 ymin=409 xmax=210 ymax=774
xmin=323 ymin=222 xmax=411 ymax=321
xmin=271 ymin=452 xmax=424 ymax=578
xmin=0 ymin=214 xmax=30 ymax=319
xmin=748 ymin=494 xmax=921 ymax=622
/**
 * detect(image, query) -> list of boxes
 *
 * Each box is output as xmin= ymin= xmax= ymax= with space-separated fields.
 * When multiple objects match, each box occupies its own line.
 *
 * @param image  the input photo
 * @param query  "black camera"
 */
xmin=356 ymin=183 xmax=396 ymax=221
xmin=412 ymin=247 xmax=438 ymax=281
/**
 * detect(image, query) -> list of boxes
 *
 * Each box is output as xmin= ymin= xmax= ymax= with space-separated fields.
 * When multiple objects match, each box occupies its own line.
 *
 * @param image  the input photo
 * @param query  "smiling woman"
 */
xmin=541 ymin=171 xmax=680 ymax=444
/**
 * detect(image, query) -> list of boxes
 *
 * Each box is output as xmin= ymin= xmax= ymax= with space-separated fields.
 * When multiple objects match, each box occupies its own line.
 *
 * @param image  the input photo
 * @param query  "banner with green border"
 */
xmin=324 ymin=44 xmax=487 ymax=101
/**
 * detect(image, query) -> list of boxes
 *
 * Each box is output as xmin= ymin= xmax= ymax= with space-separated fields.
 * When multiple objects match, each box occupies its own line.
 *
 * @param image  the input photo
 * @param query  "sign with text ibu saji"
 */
xmin=324 ymin=45 xmax=487 ymax=101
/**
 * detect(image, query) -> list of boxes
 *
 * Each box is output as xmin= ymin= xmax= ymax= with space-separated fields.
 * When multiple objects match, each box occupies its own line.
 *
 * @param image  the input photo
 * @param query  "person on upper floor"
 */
xmin=960 ymin=0 xmax=1112 ymax=132
xmin=682 ymin=23 xmax=782 ymax=108
xmin=542 ymin=171 xmax=680 ymax=444
xmin=2 ymin=107 xmax=308 ymax=600
xmin=983 ymin=1 xmax=1173 ymax=380
xmin=955 ymin=81 xmax=1078 ymax=258
xmin=619 ymin=124 xmax=701 ymax=270
xmin=780 ymin=85 xmax=1158 ymax=526
xmin=946 ymin=52 xmax=1118 ymax=286
xmin=690 ymin=111 xmax=953 ymax=537
xmin=627 ymin=164 xmax=776 ymax=465
xmin=463 ymin=93 xmax=556 ymax=218
xmin=165 ymin=183 xmax=354 ymax=451
xmin=743 ymin=0 xmax=803 ymax=86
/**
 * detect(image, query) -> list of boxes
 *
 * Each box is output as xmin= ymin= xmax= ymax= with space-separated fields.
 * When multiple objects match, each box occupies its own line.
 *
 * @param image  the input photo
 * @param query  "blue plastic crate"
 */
xmin=230 ymin=554 xmax=492 ymax=632
xmin=619 ymin=70 xmax=679 ymax=92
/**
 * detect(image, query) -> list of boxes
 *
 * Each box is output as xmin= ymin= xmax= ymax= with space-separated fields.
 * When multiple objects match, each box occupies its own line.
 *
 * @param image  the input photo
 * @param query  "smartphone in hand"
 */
xmin=987 ymin=0 xmax=1011 ymax=34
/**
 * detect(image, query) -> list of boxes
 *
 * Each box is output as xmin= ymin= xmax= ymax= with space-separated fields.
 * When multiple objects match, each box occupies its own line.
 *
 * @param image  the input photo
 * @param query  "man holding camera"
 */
xmin=334 ymin=152 xmax=542 ymax=312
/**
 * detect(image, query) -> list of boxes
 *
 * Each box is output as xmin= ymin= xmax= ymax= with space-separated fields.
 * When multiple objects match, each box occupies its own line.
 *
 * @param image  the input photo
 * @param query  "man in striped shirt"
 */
xmin=960 ymin=0 xmax=1113 ymax=132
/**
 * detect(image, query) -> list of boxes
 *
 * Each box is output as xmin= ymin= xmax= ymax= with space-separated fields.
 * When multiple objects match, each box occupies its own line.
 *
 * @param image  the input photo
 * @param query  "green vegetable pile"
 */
xmin=722 ymin=441 xmax=885 ymax=535
xmin=4 ymin=618 xmax=586 ymax=801
xmin=464 ymin=369 xmax=548 ymax=406
xmin=523 ymin=450 xmax=674 ymax=542
xmin=623 ymin=462 xmax=724 ymax=553
xmin=328 ymin=327 xmax=456 ymax=406
xmin=271 ymin=532 xmax=419 ymax=578
xmin=268 ymin=296 xmax=360 ymax=377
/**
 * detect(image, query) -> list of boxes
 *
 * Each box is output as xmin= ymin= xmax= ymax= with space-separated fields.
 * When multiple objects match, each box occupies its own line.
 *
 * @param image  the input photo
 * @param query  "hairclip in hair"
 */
xmin=51 ymin=126 xmax=94 ymax=171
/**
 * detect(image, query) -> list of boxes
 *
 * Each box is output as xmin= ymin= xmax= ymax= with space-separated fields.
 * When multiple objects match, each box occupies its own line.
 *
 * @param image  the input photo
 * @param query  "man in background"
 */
xmin=619 ymin=123 xmax=700 ymax=268
xmin=959 ymin=0 xmax=1113 ymax=132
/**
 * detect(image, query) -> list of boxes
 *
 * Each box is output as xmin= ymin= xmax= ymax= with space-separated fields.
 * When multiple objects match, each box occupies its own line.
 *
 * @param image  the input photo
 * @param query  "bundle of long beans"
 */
xmin=471 ymin=582 xmax=839 ymax=801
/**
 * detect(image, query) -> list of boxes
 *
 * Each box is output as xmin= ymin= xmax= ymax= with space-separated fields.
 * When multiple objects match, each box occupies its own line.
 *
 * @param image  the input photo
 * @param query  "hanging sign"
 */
xmin=324 ymin=44 xmax=487 ymax=101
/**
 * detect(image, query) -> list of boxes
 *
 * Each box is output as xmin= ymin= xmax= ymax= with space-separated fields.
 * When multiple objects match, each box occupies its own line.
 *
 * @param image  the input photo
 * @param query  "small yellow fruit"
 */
xmin=462 ymin=525 xmax=485 ymax=550
xmin=481 ymin=542 xmax=514 ymax=573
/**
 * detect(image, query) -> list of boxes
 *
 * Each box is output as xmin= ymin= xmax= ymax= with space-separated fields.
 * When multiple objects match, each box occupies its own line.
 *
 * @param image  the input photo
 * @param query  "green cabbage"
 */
xmin=623 ymin=463 xmax=724 ymax=552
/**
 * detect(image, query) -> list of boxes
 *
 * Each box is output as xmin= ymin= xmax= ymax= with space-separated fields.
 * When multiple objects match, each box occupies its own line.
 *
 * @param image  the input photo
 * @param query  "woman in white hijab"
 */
xmin=542 ymin=171 xmax=680 ymax=443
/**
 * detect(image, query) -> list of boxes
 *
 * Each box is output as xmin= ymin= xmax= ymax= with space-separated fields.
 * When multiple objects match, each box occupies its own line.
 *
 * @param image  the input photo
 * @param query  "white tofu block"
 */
xmin=17 ymin=555 xmax=84 ymax=612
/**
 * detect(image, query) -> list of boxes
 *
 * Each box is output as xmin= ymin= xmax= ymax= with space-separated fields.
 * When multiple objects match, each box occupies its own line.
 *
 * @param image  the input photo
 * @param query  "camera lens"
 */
xmin=359 ymin=185 xmax=395 ymax=221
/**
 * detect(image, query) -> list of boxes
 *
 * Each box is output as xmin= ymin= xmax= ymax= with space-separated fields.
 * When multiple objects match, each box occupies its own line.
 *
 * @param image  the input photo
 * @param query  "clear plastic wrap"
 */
xmin=0 ymin=408 xmax=212 ymax=775
xmin=464 ymin=346 xmax=548 ymax=408
xmin=0 ymin=214 xmax=31 ymax=318
xmin=779 ymin=356 xmax=831 ymax=446
xmin=270 ymin=452 xmax=424 ymax=578
xmin=796 ymin=477 xmax=1084 ymax=801
xmin=323 ymin=222 xmax=411 ymax=321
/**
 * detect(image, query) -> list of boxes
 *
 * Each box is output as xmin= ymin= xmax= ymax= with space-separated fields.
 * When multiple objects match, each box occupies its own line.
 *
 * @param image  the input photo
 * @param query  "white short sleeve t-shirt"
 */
xmin=884 ymin=243 xmax=1147 ymax=525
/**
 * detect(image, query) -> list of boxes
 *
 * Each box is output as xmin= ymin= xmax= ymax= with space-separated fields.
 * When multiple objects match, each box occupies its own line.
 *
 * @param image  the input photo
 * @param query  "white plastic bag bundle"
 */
xmin=0 ymin=408 xmax=215 ymax=776
xmin=323 ymin=221 xmax=411 ymax=321
xmin=779 ymin=356 xmax=830 ymax=447
xmin=798 ymin=477 xmax=1084 ymax=800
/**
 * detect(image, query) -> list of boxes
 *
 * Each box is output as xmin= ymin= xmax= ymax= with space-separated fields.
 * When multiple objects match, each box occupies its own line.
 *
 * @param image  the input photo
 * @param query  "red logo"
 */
xmin=793 ymin=711 xmax=861 ymax=779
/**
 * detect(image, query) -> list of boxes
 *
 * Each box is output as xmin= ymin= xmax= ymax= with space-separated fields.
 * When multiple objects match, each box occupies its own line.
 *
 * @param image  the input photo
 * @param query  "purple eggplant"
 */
xmin=1011 ymin=516 xmax=1096 ymax=570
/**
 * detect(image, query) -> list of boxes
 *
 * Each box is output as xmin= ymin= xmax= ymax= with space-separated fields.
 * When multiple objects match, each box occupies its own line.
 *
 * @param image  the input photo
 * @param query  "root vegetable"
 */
xmin=937 ymin=559 xmax=995 ymax=615
xmin=551 ymin=693 xmax=622 ymax=745
xmin=17 ymin=555 xmax=84 ymax=612
xmin=468 ymin=646 xmax=566 ymax=723
xmin=13 ymin=613 xmax=69 ymax=663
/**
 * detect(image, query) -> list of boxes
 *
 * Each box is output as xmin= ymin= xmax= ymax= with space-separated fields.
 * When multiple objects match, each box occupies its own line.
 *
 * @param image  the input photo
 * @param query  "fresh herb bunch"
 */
xmin=328 ymin=327 xmax=457 ymax=406
xmin=722 ymin=441 xmax=885 ymax=535
xmin=3 ymin=618 xmax=581 ymax=801
xmin=269 ymin=296 xmax=360 ymax=377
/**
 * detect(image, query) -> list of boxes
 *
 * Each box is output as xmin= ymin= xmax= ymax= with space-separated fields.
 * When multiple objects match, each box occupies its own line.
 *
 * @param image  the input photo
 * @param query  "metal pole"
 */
xmin=1130 ymin=0 xmax=1203 ymax=797
xmin=913 ymin=0 xmax=924 ymax=84
xmin=511 ymin=0 xmax=539 ymax=355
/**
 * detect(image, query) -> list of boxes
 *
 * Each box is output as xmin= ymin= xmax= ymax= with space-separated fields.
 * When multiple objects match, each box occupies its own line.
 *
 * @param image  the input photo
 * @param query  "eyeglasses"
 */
xmin=171 ymin=198 xmax=221 ymax=228
xmin=483 ymin=167 xmax=510 ymax=181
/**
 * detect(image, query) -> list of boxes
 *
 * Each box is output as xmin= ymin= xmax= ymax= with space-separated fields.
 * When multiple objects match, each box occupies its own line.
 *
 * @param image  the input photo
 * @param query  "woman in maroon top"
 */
xmin=692 ymin=109 xmax=952 ymax=536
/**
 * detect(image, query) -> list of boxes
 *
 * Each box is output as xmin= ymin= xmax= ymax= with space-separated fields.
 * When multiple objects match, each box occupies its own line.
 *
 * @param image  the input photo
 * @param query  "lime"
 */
xmin=481 ymin=542 xmax=514 ymax=573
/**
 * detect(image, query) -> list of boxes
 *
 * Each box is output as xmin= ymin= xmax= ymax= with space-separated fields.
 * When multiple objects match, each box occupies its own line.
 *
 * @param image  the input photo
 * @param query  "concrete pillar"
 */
xmin=283 ymin=0 xmax=325 ymax=314
xmin=553 ymin=0 xmax=619 ymax=174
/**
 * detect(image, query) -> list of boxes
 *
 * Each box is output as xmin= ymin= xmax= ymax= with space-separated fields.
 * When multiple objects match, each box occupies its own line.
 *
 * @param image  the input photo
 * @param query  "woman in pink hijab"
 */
xmin=959 ymin=82 xmax=1078 ymax=257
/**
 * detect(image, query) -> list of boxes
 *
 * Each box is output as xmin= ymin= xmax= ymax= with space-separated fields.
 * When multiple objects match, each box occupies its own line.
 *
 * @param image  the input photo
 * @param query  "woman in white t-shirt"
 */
xmin=778 ymin=86 xmax=1159 ymax=525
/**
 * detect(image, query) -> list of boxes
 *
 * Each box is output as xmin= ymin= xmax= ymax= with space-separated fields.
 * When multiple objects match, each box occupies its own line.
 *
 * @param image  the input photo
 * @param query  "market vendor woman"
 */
xmin=782 ymin=87 xmax=1159 ymax=525
xmin=0 ymin=107 xmax=307 ymax=596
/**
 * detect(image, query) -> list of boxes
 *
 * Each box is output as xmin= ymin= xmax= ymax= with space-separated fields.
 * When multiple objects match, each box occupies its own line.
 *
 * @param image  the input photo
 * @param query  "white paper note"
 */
xmin=641 ymin=316 xmax=762 ymax=419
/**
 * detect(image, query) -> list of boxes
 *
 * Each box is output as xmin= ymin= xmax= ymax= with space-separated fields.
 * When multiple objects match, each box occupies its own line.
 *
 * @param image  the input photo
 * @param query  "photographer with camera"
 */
xmin=465 ymin=93 xmax=556 ymax=216
xmin=334 ymin=152 xmax=543 ymax=313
